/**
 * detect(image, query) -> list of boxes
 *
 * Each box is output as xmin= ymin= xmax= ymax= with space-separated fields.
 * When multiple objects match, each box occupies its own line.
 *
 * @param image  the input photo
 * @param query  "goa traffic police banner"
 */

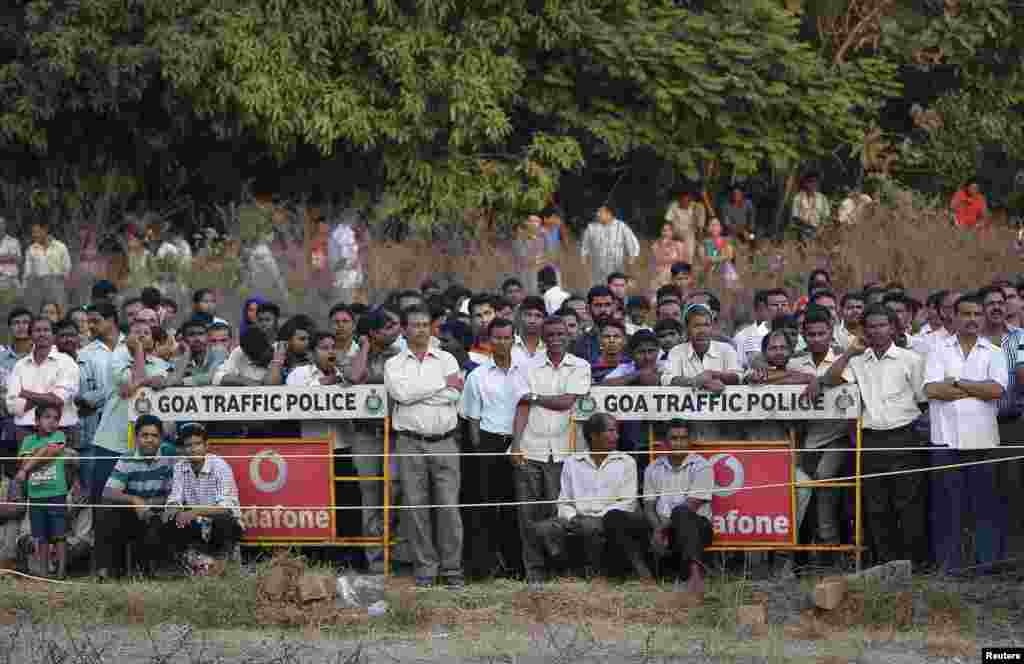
xmin=210 ymin=439 xmax=335 ymax=541
xmin=572 ymin=385 xmax=860 ymax=421
xmin=131 ymin=385 xmax=388 ymax=422
xmin=696 ymin=446 xmax=794 ymax=544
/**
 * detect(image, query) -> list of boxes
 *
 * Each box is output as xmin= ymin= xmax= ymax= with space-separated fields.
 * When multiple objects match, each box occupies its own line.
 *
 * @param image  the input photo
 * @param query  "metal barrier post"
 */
xmin=855 ymin=417 xmax=863 ymax=573
xmin=383 ymin=415 xmax=391 ymax=577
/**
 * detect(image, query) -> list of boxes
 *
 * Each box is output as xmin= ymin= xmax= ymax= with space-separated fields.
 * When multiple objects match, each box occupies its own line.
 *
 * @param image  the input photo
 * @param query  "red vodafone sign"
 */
xmin=211 ymin=440 xmax=335 ymax=541
xmin=696 ymin=446 xmax=794 ymax=544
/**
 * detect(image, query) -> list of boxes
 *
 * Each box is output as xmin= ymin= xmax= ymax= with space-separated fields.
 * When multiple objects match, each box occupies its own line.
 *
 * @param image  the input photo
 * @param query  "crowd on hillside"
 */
xmin=0 ymin=173 xmax=1017 ymax=594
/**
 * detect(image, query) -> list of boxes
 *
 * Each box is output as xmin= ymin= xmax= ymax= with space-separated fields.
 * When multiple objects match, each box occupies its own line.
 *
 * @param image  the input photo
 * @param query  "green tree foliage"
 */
xmin=1 ymin=1 xmax=903 ymax=230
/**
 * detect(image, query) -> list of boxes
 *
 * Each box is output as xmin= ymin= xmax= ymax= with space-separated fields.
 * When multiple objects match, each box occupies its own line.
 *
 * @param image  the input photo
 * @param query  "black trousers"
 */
xmin=160 ymin=513 xmax=243 ymax=558
xmin=462 ymin=430 xmax=521 ymax=578
xmin=535 ymin=510 xmax=649 ymax=576
xmin=93 ymin=507 xmax=166 ymax=574
xmin=602 ymin=510 xmax=651 ymax=576
xmin=861 ymin=426 xmax=928 ymax=566
xmin=668 ymin=506 xmax=714 ymax=564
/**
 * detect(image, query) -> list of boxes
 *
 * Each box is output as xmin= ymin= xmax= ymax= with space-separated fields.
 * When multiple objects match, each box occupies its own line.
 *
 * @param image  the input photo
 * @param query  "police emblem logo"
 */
xmin=365 ymin=389 xmax=385 ymax=415
xmin=134 ymin=396 xmax=152 ymax=415
xmin=576 ymin=395 xmax=597 ymax=418
xmin=834 ymin=389 xmax=855 ymax=414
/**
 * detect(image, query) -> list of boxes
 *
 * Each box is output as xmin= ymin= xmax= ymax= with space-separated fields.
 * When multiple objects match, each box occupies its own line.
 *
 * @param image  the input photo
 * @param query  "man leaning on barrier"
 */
xmin=94 ymin=414 xmax=176 ymax=580
xmin=341 ymin=307 xmax=402 ymax=574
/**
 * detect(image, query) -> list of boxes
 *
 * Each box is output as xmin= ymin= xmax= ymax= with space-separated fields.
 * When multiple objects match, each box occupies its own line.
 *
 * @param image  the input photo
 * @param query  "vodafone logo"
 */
xmin=707 ymin=454 xmax=745 ymax=497
xmin=250 ymin=450 xmax=288 ymax=493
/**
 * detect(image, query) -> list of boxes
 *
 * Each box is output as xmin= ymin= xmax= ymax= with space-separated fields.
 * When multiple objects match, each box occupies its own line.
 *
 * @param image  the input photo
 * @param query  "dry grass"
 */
xmin=2 ymin=560 xmax=1012 ymax=662
xmin=4 ymin=192 xmax=1019 ymax=328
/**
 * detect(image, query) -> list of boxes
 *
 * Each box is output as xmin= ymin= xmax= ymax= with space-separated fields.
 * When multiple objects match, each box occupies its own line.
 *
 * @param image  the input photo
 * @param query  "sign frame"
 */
xmin=571 ymin=385 xmax=861 ymax=421
xmin=131 ymin=385 xmax=389 ymax=422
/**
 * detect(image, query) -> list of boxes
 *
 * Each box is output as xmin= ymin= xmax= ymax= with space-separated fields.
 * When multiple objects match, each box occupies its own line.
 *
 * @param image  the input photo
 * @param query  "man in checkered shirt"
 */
xmin=161 ymin=422 xmax=242 ymax=558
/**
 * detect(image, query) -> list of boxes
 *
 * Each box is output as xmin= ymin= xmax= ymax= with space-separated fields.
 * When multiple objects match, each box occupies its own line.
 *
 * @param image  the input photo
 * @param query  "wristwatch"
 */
xmin=530 ymin=393 xmax=540 ymax=404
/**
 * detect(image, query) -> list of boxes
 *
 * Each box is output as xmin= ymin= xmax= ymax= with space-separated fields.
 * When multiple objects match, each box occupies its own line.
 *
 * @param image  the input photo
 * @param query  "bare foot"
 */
xmin=687 ymin=563 xmax=705 ymax=595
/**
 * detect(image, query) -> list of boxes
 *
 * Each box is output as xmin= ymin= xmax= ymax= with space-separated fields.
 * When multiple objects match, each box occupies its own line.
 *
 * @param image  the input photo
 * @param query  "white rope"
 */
xmin=1 ymin=452 xmax=1020 ymax=512
xmin=7 ymin=444 xmax=1024 ymax=462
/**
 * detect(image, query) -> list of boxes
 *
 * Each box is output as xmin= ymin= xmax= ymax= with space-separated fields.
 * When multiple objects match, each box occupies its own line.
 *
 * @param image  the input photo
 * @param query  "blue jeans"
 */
xmin=88 ymin=446 xmax=122 ymax=505
xmin=929 ymin=447 xmax=1007 ymax=572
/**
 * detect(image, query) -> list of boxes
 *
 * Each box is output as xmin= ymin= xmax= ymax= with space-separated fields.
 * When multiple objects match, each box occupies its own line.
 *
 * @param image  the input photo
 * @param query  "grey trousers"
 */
xmin=802 ymin=439 xmax=849 ymax=543
xmin=396 ymin=433 xmax=462 ymax=579
xmin=514 ymin=459 xmax=562 ymax=575
xmin=351 ymin=428 xmax=401 ymax=572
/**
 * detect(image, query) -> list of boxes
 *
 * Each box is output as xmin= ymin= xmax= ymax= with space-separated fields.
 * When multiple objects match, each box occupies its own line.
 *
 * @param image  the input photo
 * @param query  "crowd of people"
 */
xmin=0 ymin=191 xmax=1019 ymax=595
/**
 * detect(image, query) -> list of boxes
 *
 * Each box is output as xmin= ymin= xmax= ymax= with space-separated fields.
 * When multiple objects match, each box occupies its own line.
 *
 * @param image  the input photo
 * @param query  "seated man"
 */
xmin=95 ymin=414 xmax=177 ymax=579
xmin=162 ymin=423 xmax=243 ymax=559
xmin=643 ymin=419 xmax=713 ymax=595
xmin=533 ymin=413 xmax=652 ymax=579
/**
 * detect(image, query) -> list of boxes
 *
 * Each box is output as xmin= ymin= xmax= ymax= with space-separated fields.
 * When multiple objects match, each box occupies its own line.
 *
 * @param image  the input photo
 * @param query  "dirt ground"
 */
xmin=2 ymin=557 xmax=1022 ymax=664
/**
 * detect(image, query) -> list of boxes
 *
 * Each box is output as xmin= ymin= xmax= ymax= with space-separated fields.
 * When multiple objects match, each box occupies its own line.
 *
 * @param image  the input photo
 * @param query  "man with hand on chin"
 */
xmin=660 ymin=304 xmax=741 ymax=441
xmin=807 ymin=304 xmax=927 ymax=566
xmin=512 ymin=316 xmax=591 ymax=586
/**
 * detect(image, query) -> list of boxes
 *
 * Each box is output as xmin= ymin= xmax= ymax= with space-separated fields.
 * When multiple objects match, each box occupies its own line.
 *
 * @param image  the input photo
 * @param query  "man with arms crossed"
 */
xmin=512 ymin=316 xmax=591 ymax=586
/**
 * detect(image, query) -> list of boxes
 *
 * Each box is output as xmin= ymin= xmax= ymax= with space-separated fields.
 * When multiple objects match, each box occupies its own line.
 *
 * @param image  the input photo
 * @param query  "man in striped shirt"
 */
xmin=95 ymin=414 xmax=176 ymax=580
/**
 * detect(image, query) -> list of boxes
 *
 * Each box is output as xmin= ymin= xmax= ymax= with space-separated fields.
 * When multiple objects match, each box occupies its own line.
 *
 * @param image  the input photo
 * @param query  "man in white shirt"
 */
xmin=579 ymin=206 xmax=640 ymax=287
xmin=539 ymin=266 xmax=570 ymax=315
xmin=810 ymin=304 xmax=928 ymax=566
xmin=923 ymin=294 xmax=1008 ymax=573
xmin=0 ymin=216 xmax=21 ymax=293
xmin=5 ymin=316 xmax=80 ymax=446
xmin=511 ymin=297 xmax=547 ymax=369
xmin=661 ymin=304 xmax=741 ymax=441
xmin=734 ymin=289 xmax=789 ymax=369
xmin=460 ymin=318 xmax=524 ymax=578
xmin=328 ymin=222 xmax=363 ymax=301
xmin=384 ymin=306 xmax=464 ymax=590
xmin=286 ymin=331 xmax=350 ymax=449
xmin=533 ymin=413 xmax=651 ymax=580
xmin=23 ymin=220 xmax=71 ymax=310
xmin=511 ymin=316 xmax=591 ymax=585
xmin=913 ymin=290 xmax=961 ymax=360
xmin=643 ymin=419 xmax=713 ymax=594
